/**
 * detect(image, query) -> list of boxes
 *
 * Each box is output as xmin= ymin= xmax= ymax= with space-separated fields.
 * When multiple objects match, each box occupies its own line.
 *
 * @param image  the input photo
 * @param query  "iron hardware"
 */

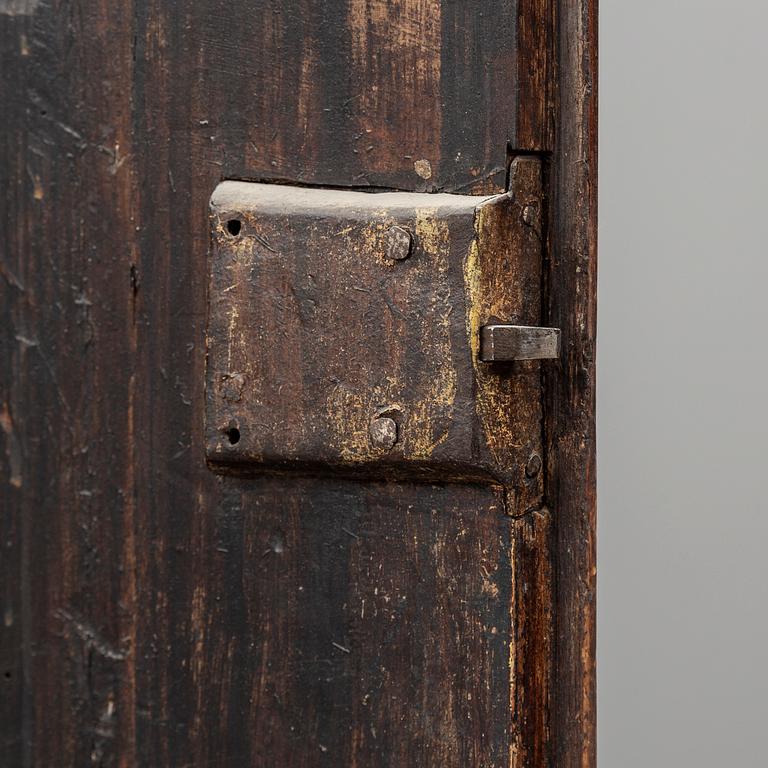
xmin=479 ymin=324 xmax=561 ymax=362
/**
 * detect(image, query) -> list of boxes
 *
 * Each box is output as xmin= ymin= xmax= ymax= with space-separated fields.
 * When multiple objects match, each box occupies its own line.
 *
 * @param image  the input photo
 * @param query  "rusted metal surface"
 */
xmin=206 ymin=158 xmax=545 ymax=511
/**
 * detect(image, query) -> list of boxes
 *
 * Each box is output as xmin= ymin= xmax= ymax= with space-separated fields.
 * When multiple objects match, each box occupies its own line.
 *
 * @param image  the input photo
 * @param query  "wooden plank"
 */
xmin=510 ymin=509 xmax=553 ymax=768
xmin=176 ymin=480 xmax=513 ymax=765
xmin=1 ymin=2 xmax=144 ymax=765
xmin=0 ymin=0 xmax=595 ymax=764
xmin=546 ymin=1 xmax=599 ymax=765
xmin=516 ymin=0 xmax=557 ymax=151
xmin=0 ymin=19 xmax=26 ymax=761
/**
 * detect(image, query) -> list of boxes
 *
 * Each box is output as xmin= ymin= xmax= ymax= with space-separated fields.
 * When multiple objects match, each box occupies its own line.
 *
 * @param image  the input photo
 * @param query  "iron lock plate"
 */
xmin=205 ymin=157 xmax=549 ymax=514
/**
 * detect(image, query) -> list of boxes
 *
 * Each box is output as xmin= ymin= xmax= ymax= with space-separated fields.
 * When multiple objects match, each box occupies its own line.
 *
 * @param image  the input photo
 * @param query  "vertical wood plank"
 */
xmin=516 ymin=0 xmax=557 ymax=151
xmin=0 ymin=0 xmax=596 ymax=764
xmin=347 ymin=0 xmax=443 ymax=189
xmin=510 ymin=509 xmax=553 ymax=768
xmin=0 ymin=17 xmax=27 ymax=768
xmin=1 ymin=0 xmax=142 ymax=764
xmin=547 ymin=0 xmax=598 ymax=766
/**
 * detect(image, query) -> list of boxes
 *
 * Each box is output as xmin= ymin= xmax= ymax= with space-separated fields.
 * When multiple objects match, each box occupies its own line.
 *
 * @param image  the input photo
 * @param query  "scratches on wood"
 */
xmin=516 ymin=0 xmax=557 ymax=151
xmin=510 ymin=508 xmax=553 ymax=768
xmin=237 ymin=480 xmax=512 ymax=766
xmin=55 ymin=609 xmax=128 ymax=663
xmin=0 ymin=0 xmax=595 ymax=763
xmin=546 ymin=1 xmax=598 ymax=765
xmin=348 ymin=0 xmax=442 ymax=186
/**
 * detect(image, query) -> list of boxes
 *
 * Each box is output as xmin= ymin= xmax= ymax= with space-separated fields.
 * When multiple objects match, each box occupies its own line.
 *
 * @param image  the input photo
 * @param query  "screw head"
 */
xmin=525 ymin=452 xmax=542 ymax=478
xmin=369 ymin=416 xmax=398 ymax=450
xmin=385 ymin=225 xmax=412 ymax=261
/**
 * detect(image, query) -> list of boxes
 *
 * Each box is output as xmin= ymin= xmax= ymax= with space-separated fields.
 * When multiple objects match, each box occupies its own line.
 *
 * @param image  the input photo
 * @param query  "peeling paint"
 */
xmin=413 ymin=159 xmax=432 ymax=180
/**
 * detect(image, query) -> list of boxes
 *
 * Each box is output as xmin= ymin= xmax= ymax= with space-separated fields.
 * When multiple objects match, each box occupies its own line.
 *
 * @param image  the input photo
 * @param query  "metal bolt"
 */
xmin=369 ymin=416 xmax=398 ymax=450
xmin=522 ymin=204 xmax=536 ymax=226
xmin=385 ymin=225 xmax=412 ymax=261
xmin=525 ymin=452 xmax=542 ymax=478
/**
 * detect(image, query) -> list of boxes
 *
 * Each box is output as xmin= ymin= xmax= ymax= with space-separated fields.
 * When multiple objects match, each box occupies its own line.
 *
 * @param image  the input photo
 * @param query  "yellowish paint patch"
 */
xmin=414 ymin=159 xmax=432 ymax=180
xmin=407 ymin=210 xmax=456 ymax=458
xmin=464 ymin=200 xmax=524 ymax=470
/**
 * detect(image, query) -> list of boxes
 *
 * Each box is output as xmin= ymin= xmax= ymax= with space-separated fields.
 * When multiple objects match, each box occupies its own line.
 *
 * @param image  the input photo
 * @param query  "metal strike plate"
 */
xmin=205 ymin=157 xmax=547 ymax=512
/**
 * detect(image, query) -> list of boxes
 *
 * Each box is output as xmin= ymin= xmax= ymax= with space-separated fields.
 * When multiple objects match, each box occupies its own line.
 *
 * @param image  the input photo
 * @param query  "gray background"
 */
xmin=599 ymin=1 xmax=768 ymax=764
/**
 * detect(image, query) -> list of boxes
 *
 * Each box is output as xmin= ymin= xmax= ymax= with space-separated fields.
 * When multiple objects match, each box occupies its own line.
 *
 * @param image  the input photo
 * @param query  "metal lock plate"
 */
xmin=205 ymin=158 xmax=547 ymax=513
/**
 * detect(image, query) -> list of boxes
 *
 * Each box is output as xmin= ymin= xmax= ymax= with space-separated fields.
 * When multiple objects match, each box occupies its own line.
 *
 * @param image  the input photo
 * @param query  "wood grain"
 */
xmin=546 ymin=1 xmax=598 ymax=766
xmin=510 ymin=508 xmax=553 ymax=768
xmin=0 ymin=0 xmax=595 ymax=765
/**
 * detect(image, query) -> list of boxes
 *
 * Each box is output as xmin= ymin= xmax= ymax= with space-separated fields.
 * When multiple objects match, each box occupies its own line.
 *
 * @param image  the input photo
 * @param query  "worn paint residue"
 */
xmin=0 ymin=401 xmax=22 ymax=488
xmin=406 ymin=209 xmax=456 ymax=458
xmin=206 ymin=179 xmax=541 ymax=496
xmin=464 ymin=199 xmax=522 ymax=468
xmin=463 ymin=180 xmax=546 ymax=511
xmin=414 ymin=159 xmax=433 ymax=180
xmin=321 ymin=207 xmax=456 ymax=463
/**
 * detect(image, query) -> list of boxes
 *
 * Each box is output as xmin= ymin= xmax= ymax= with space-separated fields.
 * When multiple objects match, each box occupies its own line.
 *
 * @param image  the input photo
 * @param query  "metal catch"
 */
xmin=479 ymin=325 xmax=561 ymax=362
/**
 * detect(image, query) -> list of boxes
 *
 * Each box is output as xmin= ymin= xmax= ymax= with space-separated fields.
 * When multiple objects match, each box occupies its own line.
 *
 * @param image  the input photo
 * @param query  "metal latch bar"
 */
xmin=479 ymin=325 xmax=561 ymax=362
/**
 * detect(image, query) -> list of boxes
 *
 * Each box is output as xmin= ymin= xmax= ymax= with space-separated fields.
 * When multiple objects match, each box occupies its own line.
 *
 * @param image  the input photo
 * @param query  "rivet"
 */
xmin=525 ymin=452 xmax=542 ymax=478
xmin=369 ymin=416 xmax=398 ymax=450
xmin=522 ymin=204 xmax=536 ymax=226
xmin=385 ymin=225 xmax=412 ymax=261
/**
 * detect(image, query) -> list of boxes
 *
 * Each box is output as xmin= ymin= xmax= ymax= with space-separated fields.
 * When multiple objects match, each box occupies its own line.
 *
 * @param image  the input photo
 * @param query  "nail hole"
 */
xmin=269 ymin=531 xmax=285 ymax=554
xmin=3 ymin=671 xmax=10 ymax=680
xmin=224 ymin=426 xmax=240 ymax=445
xmin=226 ymin=219 xmax=242 ymax=237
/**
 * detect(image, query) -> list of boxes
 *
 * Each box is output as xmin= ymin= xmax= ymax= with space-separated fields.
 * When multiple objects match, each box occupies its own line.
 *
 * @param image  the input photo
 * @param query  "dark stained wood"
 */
xmin=546 ymin=1 xmax=599 ymax=766
xmin=516 ymin=0 xmax=557 ymax=151
xmin=158 ymin=0 xmax=549 ymax=195
xmin=187 ymin=480 xmax=514 ymax=766
xmin=510 ymin=508 xmax=553 ymax=768
xmin=2 ymin=4 xmax=145 ymax=766
xmin=0 ymin=0 xmax=595 ymax=765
